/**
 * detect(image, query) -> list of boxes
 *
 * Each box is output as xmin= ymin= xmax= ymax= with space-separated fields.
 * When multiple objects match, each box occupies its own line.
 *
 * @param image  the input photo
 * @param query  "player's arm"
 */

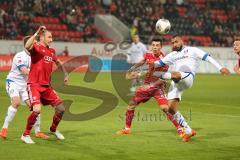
xmin=234 ymin=64 xmax=240 ymax=75
xmin=55 ymin=59 xmax=69 ymax=84
xmin=25 ymin=26 xmax=46 ymax=51
xmin=19 ymin=66 xmax=29 ymax=75
xmin=128 ymin=59 xmax=146 ymax=72
xmin=153 ymin=52 xmax=174 ymax=67
xmin=201 ymin=53 xmax=230 ymax=75
xmin=193 ymin=47 xmax=230 ymax=75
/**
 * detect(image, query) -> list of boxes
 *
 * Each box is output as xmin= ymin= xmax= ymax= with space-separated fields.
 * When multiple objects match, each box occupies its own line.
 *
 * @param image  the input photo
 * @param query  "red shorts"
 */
xmin=131 ymin=86 xmax=167 ymax=106
xmin=27 ymin=83 xmax=62 ymax=107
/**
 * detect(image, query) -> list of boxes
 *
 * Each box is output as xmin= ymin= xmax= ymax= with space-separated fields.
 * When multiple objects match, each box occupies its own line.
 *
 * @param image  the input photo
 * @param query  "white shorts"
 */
xmin=6 ymin=79 xmax=29 ymax=102
xmin=167 ymin=72 xmax=194 ymax=101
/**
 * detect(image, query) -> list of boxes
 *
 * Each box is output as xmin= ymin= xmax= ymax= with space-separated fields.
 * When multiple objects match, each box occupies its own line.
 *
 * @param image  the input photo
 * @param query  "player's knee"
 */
xmin=11 ymin=97 xmax=21 ymax=108
xmin=32 ymin=104 xmax=41 ymax=113
xmin=171 ymin=72 xmax=181 ymax=80
xmin=55 ymin=103 xmax=65 ymax=114
xmin=160 ymin=105 xmax=169 ymax=112
xmin=127 ymin=104 xmax=136 ymax=110
xmin=168 ymin=107 xmax=176 ymax=115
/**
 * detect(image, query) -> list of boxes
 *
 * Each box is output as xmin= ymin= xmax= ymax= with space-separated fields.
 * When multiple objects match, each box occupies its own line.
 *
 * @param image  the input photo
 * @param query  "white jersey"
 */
xmin=159 ymin=46 xmax=209 ymax=74
xmin=6 ymin=50 xmax=31 ymax=86
xmin=127 ymin=42 xmax=147 ymax=63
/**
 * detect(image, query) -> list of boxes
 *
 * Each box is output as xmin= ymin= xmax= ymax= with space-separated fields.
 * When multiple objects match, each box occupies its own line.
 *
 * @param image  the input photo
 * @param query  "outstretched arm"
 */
xmin=205 ymin=56 xmax=230 ymax=75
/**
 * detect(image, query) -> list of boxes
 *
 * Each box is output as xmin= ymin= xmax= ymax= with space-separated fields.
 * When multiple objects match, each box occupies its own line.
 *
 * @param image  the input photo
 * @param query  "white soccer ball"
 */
xmin=155 ymin=19 xmax=171 ymax=34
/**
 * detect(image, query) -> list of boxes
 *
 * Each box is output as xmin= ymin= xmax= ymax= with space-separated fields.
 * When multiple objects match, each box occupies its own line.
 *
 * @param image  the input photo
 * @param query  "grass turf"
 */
xmin=0 ymin=72 xmax=240 ymax=160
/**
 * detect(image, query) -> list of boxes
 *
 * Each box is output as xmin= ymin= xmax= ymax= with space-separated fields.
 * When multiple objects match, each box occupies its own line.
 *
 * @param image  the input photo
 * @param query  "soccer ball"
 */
xmin=155 ymin=19 xmax=171 ymax=34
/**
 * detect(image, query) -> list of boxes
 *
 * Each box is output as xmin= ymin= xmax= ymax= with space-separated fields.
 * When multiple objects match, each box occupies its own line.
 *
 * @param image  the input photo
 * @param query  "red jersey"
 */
xmin=28 ymin=43 xmax=57 ymax=85
xmin=143 ymin=51 xmax=168 ymax=84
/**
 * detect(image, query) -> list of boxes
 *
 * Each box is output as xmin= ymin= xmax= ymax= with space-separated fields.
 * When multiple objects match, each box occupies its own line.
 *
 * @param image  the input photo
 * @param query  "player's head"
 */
xmin=171 ymin=35 xmax=184 ymax=51
xmin=39 ymin=30 xmax=53 ymax=47
xmin=132 ymin=34 xmax=140 ymax=44
xmin=233 ymin=38 xmax=240 ymax=55
xmin=151 ymin=38 xmax=162 ymax=55
xmin=23 ymin=36 xmax=31 ymax=47
xmin=23 ymin=36 xmax=37 ymax=49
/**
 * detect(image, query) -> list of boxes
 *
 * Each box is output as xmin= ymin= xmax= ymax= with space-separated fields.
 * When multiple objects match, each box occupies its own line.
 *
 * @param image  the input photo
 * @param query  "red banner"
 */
xmin=0 ymin=55 xmax=88 ymax=72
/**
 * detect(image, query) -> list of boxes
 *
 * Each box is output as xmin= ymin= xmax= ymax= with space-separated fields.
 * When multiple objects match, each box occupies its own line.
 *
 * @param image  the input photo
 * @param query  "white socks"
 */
xmin=2 ymin=106 xmax=17 ymax=129
xmin=33 ymin=114 xmax=41 ymax=133
xmin=173 ymin=112 xmax=192 ymax=134
xmin=2 ymin=105 xmax=41 ymax=134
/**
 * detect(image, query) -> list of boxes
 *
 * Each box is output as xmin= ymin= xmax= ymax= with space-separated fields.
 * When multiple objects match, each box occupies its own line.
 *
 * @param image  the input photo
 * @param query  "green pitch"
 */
xmin=0 ymin=72 xmax=240 ymax=160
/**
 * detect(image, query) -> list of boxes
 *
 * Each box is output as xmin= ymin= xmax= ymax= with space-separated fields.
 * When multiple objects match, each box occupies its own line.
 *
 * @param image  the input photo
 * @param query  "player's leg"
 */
xmin=154 ymin=71 xmax=193 ymax=83
xmin=168 ymin=99 xmax=196 ymax=141
xmin=117 ymin=87 xmax=150 ymax=135
xmin=153 ymin=89 xmax=183 ymax=136
xmin=167 ymin=76 xmax=196 ymax=141
xmin=21 ymin=104 xmax=41 ymax=144
xmin=0 ymin=97 xmax=20 ymax=139
xmin=49 ymin=103 xmax=65 ymax=140
xmin=21 ymin=84 xmax=42 ymax=144
xmin=24 ymin=99 xmax=49 ymax=139
xmin=40 ymin=86 xmax=65 ymax=140
xmin=0 ymin=82 xmax=21 ymax=138
xmin=116 ymin=103 xmax=138 ymax=135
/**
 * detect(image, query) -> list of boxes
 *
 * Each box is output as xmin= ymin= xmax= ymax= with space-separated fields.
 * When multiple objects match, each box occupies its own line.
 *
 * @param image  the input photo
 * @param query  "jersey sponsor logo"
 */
xmin=44 ymin=56 xmax=53 ymax=62
xmin=174 ymin=55 xmax=189 ymax=61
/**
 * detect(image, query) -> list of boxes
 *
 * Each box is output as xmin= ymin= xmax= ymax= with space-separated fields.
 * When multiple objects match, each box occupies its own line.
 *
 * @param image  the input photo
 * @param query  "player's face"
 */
xmin=233 ymin=40 xmax=240 ymax=55
xmin=171 ymin=37 xmax=183 ymax=51
xmin=43 ymin=31 xmax=53 ymax=46
xmin=151 ymin=41 xmax=162 ymax=54
xmin=132 ymin=35 xmax=139 ymax=43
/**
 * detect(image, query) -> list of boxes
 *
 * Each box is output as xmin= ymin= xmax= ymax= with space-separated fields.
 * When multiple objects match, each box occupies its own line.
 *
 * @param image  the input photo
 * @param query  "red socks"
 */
xmin=50 ymin=111 xmax=63 ymax=132
xmin=125 ymin=109 xmax=135 ymax=129
xmin=23 ymin=111 xmax=39 ymax=136
xmin=164 ymin=111 xmax=181 ymax=129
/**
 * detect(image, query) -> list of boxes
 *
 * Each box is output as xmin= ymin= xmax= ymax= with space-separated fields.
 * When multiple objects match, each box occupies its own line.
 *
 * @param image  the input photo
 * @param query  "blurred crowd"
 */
xmin=0 ymin=0 xmax=105 ymax=42
xmin=0 ymin=0 xmax=239 ymax=46
xmin=104 ymin=0 xmax=240 ymax=47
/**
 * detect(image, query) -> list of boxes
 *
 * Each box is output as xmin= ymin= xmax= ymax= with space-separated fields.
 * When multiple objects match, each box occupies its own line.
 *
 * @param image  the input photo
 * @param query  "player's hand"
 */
xmin=35 ymin=26 xmax=46 ymax=36
xmin=64 ymin=75 xmax=69 ymax=85
xmin=233 ymin=65 xmax=240 ymax=75
xmin=220 ymin=67 xmax=230 ymax=75
xmin=127 ymin=66 xmax=135 ymax=73
xmin=126 ymin=71 xmax=140 ymax=79
xmin=146 ymin=59 xmax=155 ymax=65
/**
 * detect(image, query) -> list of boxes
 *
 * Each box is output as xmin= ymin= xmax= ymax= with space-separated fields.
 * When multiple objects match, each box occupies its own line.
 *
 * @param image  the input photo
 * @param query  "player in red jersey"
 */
xmin=21 ymin=26 xmax=68 ymax=144
xmin=233 ymin=38 xmax=240 ymax=75
xmin=116 ymin=38 xmax=182 ymax=135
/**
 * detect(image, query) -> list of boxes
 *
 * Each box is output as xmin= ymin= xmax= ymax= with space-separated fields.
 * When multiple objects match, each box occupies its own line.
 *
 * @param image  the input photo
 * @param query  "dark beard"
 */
xmin=173 ymin=45 xmax=183 ymax=52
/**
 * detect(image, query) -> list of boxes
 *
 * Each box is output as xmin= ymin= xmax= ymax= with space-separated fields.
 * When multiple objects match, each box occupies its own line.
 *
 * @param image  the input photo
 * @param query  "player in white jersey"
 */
xmin=0 ymin=36 xmax=49 ymax=139
xmin=127 ymin=34 xmax=147 ymax=63
xmin=151 ymin=35 xmax=230 ymax=141
xmin=233 ymin=38 xmax=240 ymax=75
xmin=127 ymin=34 xmax=147 ymax=91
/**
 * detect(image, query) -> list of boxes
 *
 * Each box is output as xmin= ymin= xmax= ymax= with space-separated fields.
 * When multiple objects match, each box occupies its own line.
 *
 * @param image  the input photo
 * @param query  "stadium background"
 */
xmin=0 ymin=0 xmax=240 ymax=160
